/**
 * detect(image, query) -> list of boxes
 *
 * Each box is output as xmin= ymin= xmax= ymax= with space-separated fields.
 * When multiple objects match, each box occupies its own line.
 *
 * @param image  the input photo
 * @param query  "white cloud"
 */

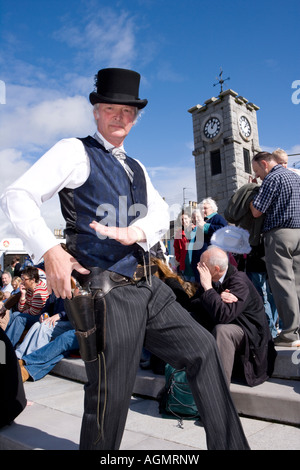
xmin=0 ymin=91 xmax=94 ymax=241
xmin=289 ymin=144 xmax=300 ymax=154
xmin=40 ymin=195 xmax=66 ymax=234
xmin=0 ymin=148 xmax=30 ymax=239
xmin=147 ymin=165 xmax=197 ymax=209
xmin=1 ymin=94 xmax=93 ymax=150
xmin=287 ymin=144 xmax=300 ymax=168
xmin=54 ymin=10 xmax=138 ymax=69
xmin=261 ymin=143 xmax=300 ymax=168
xmin=0 ymin=147 xmax=65 ymax=240
xmin=0 ymin=148 xmax=30 ymax=193
xmin=1 ymin=194 xmax=65 ymax=242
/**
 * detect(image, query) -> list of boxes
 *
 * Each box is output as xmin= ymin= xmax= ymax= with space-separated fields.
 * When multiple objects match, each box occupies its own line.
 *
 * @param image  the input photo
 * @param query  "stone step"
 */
xmin=53 ymin=346 xmax=300 ymax=383
xmin=52 ymin=347 xmax=300 ymax=426
xmin=272 ymin=347 xmax=300 ymax=380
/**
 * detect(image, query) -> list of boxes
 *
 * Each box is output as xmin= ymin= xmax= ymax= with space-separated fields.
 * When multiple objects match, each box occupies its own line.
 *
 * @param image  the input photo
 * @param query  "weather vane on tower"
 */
xmin=213 ymin=67 xmax=230 ymax=93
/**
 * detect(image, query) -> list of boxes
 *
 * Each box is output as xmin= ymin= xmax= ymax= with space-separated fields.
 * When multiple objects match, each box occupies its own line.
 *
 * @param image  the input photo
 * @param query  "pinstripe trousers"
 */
xmin=79 ymin=276 xmax=250 ymax=450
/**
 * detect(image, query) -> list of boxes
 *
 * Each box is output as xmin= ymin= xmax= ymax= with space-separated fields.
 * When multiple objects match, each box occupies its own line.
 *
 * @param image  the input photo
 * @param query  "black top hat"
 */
xmin=89 ymin=68 xmax=148 ymax=109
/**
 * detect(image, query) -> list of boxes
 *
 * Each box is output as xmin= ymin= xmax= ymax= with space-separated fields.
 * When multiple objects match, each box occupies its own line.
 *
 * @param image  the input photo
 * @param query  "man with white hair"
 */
xmin=1 ymin=272 xmax=13 ymax=294
xmin=190 ymin=245 xmax=276 ymax=386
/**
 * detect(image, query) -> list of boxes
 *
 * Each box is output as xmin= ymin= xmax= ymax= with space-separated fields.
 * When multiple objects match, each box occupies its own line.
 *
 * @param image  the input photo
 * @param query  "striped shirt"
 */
xmin=252 ymin=165 xmax=300 ymax=232
xmin=18 ymin=280 xmax=49 ymax=316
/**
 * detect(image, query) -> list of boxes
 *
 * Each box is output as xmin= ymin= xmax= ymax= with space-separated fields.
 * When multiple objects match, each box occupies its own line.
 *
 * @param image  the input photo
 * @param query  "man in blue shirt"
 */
xmin=250 ymin=151 xmax=300 ymax=347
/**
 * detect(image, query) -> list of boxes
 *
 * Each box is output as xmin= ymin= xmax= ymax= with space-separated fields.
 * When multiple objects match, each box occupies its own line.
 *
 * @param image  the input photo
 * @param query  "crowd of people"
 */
xmin=0 ymin=264 xmax=79 ymax=387
xmin=173 ymin=148 xmax=300 ymax=347
xmin=1 ymin=162 xmax=292 ymax=389
xmin=141 ymin=146 xmax=300 ymax=388
xmin=173 ymin=197 xmax=228 ymax=283
xmin=0 ymin=148 xmax=298 ymax=437
xmin=1 ymin=67 xmax=299 ymax=451
xmin=0 ymin=181 xmax=289 ymax=432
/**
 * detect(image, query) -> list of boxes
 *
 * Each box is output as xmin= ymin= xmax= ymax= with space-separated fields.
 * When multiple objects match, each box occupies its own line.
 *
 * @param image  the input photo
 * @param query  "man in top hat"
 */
xmin=1 ymin=68 xmax=249 ymax=450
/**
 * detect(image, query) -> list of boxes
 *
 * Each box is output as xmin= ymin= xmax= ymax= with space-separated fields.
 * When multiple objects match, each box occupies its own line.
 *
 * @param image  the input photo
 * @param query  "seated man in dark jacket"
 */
xmin=190 ymin=245 xmax=277 ymax=387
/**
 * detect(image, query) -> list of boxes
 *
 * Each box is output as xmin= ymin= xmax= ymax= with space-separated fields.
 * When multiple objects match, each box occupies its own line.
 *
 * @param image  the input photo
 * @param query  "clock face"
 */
xmin=204 ymin=117 xmax=221 ymax=138
xmin=239 ymin=115 xmax=251 ymax=138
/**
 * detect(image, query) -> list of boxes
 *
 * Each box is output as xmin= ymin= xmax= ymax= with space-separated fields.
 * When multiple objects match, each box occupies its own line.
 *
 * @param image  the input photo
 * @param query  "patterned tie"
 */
xmin=93 ymin=133 xmax=134 ymax=183
xmin=111 ymin=147 xmax=134 ymax=183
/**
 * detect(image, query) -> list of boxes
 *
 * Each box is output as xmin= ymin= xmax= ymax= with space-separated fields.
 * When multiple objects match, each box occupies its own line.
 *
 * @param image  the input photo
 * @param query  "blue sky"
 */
xmin=0 ymin=0 xmax=299 ymax=239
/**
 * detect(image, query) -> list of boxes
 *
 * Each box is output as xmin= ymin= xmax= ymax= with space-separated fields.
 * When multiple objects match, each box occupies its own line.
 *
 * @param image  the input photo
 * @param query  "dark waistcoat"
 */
xmin=59 ymin=136 xmax=148 ymax=277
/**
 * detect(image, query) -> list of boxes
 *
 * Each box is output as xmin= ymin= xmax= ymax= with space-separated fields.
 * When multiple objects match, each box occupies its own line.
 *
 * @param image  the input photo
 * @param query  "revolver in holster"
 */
xmin=64 ymin=291 xmax=105 ymax=362
xmin=64 ymin=268 xmax=132 ymax=362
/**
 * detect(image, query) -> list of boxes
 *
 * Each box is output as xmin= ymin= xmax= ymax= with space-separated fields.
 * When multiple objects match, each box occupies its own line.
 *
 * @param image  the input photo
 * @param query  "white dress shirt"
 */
xmin=0 ymin=131 xmax=169 ymax=263
xmin=1 ymin=283 xmax=13 ymax=294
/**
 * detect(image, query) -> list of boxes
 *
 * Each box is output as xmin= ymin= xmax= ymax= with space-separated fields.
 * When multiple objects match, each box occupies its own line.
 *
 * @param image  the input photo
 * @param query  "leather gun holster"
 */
xmin=64 ymin=268 xmax=133 ymax=362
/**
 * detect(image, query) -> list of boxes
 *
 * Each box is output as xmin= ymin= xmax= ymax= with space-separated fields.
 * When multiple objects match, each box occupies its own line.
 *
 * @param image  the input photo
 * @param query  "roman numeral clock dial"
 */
xmin=239 ymin=115 xmax=251 ymax=139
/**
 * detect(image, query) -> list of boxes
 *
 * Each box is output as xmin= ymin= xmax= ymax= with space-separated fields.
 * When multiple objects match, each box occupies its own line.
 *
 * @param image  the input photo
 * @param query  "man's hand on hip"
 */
xmin=43 ymin=244 xmax=90 ymax=299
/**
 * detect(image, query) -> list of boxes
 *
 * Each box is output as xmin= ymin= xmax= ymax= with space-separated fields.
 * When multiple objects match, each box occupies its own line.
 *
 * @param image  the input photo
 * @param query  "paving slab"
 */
xmin=0 ymin=375 xmax=299 ymax=452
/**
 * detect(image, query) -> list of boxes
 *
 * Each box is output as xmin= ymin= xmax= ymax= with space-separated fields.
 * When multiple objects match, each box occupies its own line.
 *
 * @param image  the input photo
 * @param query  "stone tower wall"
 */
xmin=189 ymin=89 xmax=261 ymax=215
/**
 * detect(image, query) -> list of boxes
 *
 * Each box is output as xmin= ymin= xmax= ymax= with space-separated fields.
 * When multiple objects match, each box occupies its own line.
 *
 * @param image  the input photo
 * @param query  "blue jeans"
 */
xmin=23 ymin=329 xmax=78 ymax=381
xmin=247 ymin=271 xmax=278 ymax=338
xmin=5 ymin=311 xmax=41 ymax=347
xmin=16 ymin=320 xmax=74 ymax=359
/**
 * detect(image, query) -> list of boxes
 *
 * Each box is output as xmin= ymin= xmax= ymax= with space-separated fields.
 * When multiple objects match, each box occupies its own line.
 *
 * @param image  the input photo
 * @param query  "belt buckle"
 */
xmin=133 ymin=264 xmax=143 ymax=281
xmin=132 ymin=263 xmax=157 ymax=281
xmin=132 ymin=270 xmax=141 ymax=281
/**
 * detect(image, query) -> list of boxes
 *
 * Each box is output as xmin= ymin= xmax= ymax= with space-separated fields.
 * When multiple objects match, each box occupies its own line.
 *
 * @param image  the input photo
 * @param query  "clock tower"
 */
xmin=188 ymin=84 xmax=261 ymax=215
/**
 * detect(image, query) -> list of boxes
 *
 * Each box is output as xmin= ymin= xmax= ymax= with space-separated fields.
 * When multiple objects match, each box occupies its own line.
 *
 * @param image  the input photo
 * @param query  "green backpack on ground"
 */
xmin=159 ymin=364 xmax=200 ymax=425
